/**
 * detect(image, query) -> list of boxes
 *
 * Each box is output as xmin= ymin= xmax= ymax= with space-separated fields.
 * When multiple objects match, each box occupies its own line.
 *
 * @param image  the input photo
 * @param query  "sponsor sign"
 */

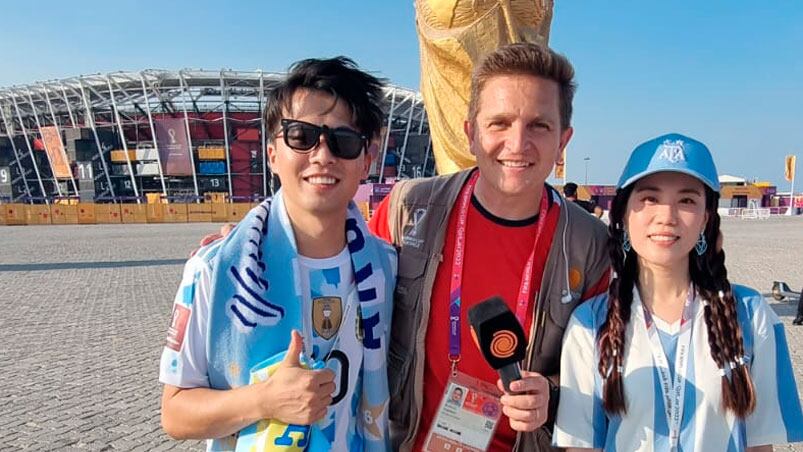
xmin=155 ymin=118 xmax=193 ymax=176
xmin=40 ymin=126 xmax=72 ymax=179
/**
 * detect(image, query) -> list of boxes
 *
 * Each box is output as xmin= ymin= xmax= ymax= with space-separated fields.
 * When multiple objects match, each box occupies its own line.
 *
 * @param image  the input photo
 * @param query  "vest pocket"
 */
xmin=394 ymin=248 xmax=429 ymax=309
xmin=387 ymin=345 xmax=412 ymax=429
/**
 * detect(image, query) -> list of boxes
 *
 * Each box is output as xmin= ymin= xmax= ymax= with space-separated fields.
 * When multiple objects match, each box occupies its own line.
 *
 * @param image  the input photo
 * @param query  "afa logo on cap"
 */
xmin=617 ymin=133 xmax=720 ymax=192
xmin=657 ymin=139 xmax=686 ymax=164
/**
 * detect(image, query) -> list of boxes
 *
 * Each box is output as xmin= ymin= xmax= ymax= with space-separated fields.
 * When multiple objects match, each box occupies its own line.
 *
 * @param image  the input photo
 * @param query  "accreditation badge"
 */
xmin=423 ymin=372 xmax=502 ymax=452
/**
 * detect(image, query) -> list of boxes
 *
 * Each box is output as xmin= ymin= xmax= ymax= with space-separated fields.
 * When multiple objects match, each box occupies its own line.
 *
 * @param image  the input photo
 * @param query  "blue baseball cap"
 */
xmin=616 ymin=133 xmax=720 ymax=192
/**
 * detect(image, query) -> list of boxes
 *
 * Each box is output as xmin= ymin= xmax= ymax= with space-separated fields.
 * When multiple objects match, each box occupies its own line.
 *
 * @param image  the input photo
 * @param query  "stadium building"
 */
xmin=0 ymin=70 xmax=432 ymax=221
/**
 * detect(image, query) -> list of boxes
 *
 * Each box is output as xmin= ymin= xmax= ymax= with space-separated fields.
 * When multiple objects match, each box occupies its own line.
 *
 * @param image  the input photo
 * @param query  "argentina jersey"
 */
xmin=555 ymin=285 xmax=803 ymax=451
xmin=296 ymin=248 xmax=363 ymax=449
xmin=296 ymin=247 xmax=356 ymax=362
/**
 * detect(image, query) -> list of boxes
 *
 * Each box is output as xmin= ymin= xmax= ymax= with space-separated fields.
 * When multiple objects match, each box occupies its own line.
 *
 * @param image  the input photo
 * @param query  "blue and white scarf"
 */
xmin=203 ymin=190 xmax=395 ymax=451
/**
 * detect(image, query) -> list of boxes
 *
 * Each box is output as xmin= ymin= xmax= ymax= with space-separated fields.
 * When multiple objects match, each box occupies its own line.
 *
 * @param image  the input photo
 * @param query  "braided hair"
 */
xmin=597 ymin=185 xmax=756 ymax=417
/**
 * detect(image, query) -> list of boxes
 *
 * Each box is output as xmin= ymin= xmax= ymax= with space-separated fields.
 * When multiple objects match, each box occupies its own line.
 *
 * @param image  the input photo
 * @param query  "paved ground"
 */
xmin=0 ymin=216 xmax=801 ymax=451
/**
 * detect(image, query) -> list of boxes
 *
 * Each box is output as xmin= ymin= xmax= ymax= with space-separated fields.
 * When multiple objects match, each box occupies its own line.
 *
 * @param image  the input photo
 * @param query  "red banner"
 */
xmin=154 ymin=118 xmax=193 ymax=176
xmin=40 ymin=126 xmax=72 ymax=179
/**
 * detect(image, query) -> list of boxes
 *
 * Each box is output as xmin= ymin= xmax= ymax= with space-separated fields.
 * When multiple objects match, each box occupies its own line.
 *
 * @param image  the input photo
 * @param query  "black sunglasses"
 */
xmin=276 ymin=119 xmax=368 ymax=160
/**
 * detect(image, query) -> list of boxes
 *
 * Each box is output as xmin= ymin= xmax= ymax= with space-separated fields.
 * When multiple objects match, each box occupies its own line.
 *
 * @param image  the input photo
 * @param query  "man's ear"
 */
xmin=557 ymin=127 xmax=574 ymax=161
xmin=267 ymin=142 xmax=277 ymax=166
xmin=361 ymin=152 xmax=372 ymax=180
xmin=464 ymin=120 xmax=476 ymax=155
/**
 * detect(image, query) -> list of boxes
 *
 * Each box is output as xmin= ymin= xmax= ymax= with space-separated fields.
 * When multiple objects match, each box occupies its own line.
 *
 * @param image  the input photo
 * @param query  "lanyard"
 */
xmin=634 ymin=286 xmax=696 ymax=452
xmin=448 ymin=171 xmax=550 ymax=373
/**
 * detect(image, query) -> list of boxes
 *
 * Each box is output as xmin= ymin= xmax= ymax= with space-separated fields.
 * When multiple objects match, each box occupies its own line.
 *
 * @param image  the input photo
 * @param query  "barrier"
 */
xmin=77 ymin=203 xmax=97 ymax=224
xmin=205 ymin=192 xmax=228 ymax=204
xmin=95 ymin=204 xmax=122 ymax=224
xmin=188 ymin=203 xmax=213 ymax=223
xmin=121 ymin=204 xmax=148 ymax=223
xmin=163 ymin=204 xmax=189 ymax=223
xmin=146 ymin=203 xmax=165 ymax=223
xmin=737 ymin=208 xmax=771 ymax=220
xmin=2 ymin=203 xmax=27 ymax=225
xmin=51 ymin=204 xmax=79 ymax=224
xmin=211 ymin=203 xmax=228 ymax=222
xmin=227 ymin=203 xmax=250 ymax=222
xmin=26 ymin=205 xmax=52 ymax=225
xmin=0 ymin=199 xmax=296 ymax=226
xmin=146 ymin=193 xmax=163 ymax=204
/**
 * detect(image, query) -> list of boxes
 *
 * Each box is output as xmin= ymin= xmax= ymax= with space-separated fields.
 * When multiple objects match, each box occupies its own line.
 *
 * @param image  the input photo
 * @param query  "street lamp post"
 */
xmin=584 ymin=157 xmax=590 ymax=185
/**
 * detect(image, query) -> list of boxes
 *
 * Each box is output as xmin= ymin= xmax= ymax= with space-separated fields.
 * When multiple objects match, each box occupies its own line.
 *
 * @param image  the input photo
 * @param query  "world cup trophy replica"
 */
xmin=415 ymin=0 xmax=554 ymax=174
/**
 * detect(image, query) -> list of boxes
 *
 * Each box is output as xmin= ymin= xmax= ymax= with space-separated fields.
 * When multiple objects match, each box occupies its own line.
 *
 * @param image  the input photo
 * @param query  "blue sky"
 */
xmin=1 ymin=0 xmax=800 ymax=188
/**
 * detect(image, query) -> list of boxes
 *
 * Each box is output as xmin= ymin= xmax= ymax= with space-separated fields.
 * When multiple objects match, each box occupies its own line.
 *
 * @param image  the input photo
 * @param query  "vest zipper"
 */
xmin=514 ymin=290 xmax=542 ymax=451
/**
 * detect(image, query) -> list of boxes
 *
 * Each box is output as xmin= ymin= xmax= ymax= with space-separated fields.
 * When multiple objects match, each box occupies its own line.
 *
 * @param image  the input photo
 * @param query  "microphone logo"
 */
xmin=490 ymin=330 xmax=518 ymax=359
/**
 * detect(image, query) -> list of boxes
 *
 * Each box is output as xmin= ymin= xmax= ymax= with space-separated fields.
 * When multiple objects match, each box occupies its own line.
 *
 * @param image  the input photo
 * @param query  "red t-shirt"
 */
xmin=372 ymin=186 xmax=558 ymax=450
xmin=368 ymin=186 xmax=608 ymax=451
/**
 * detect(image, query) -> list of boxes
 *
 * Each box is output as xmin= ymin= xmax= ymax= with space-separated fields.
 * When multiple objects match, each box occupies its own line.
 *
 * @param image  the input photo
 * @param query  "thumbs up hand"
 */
xmin=258 ymin=330 xmax=336 ymax=425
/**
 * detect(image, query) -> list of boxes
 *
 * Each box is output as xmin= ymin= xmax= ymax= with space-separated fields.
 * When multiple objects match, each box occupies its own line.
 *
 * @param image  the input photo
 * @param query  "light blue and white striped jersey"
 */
xmin=158 ymin=245 xmax=356 ymax=391
xmin=555 ymin=285 xmax=803 ymax=451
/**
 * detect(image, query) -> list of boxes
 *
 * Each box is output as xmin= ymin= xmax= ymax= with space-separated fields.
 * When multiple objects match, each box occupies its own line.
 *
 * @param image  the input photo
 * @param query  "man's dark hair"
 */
xmin=563 ymin=182 xmax=579 ymax=197
xmin=265 ymin=56 xmax=386 ymax=145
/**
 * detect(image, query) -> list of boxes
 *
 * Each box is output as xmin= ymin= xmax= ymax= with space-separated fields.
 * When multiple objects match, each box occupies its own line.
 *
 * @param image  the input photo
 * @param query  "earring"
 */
xmin=695 ymin=232 xmax=708 ymax=255
xmin=622 ymin=230 xmax=632 ymax=253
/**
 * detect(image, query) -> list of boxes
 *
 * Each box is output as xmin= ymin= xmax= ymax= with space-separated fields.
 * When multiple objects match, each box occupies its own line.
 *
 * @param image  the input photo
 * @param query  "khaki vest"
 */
xmin=384 ymin=169 xmax=610 ymax=451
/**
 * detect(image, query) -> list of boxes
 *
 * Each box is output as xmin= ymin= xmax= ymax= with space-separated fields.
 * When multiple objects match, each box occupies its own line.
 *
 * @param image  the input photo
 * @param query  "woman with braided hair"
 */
xmin=554 ymin=133 xmax=803 ymax=451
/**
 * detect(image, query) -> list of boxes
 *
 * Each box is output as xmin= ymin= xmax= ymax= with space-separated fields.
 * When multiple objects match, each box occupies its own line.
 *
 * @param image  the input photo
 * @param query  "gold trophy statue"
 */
xmin=415 ymin=0 xmax=554 ymax=174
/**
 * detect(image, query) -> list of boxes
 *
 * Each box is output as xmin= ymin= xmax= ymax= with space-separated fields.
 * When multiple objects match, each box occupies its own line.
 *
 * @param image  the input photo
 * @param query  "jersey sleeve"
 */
xmin=158 ymin=256 xmax=213 ymax=388
xmin=582 ymin=268 xmax=611 ymax=301
xmin=367 ymin=194 xmax=392 ymax=243
xmin=554 ymin=302 xmax=607 ymax=449
xmin=744 ymin=296 xmax=803 ymax=446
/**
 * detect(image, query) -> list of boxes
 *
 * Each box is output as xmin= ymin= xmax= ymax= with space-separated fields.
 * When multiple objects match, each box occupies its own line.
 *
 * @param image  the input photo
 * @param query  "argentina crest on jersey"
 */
xmin=312 ymin=296 xmax=343 ymax=340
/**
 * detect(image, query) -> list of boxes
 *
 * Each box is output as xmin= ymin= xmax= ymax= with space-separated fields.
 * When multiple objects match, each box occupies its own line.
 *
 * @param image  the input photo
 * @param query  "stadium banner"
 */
xmin=554 ymin=147 xmax=566 ymax=180
xmin=785 ymin=154 xmax=796 ymax=182
xmin=40 ymin=126 xmax=72 ymax=179
xmin=154 ymin=118 xmax=193 ymax=176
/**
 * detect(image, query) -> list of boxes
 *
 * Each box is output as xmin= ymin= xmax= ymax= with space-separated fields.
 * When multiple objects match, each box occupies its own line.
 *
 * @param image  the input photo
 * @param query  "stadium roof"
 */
xmin=0 ymin=69 xmax=425 ymax=134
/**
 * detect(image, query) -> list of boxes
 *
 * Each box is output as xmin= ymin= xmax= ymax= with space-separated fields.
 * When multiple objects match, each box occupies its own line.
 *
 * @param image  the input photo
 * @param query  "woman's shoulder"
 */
xmin=731 ymin=284 xmax=782 ymax=335
xmin=732 ymin=284 xmax=763 ymax=306
xmin=570 ymin=292 xmax=610 ymax=332
xmin=731 ymin=284 xmax=769 ymax=315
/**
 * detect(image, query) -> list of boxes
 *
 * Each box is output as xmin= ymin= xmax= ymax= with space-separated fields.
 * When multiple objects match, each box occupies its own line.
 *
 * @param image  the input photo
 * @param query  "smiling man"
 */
xmin=369 ymin=43 xmax=610 ymax=451
xmin=159 ymin=57 xmax=396 ymax=451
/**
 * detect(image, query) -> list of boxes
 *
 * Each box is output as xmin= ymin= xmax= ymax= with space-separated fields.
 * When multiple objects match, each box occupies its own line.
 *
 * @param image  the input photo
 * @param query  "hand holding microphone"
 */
xmin=467 ymin=296 xmax=527 ymax=392
xmin=468 ymin=297 xmax=551 ymax=432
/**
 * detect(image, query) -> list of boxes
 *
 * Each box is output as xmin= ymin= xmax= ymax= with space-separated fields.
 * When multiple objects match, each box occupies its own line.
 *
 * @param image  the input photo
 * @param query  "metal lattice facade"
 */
xmin=0 ymin=70 xmax=431 ymax=204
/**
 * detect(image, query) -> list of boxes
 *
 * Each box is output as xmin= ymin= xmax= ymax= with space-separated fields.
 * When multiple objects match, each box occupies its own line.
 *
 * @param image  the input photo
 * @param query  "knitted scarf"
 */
xmin=203 ymin=191 xmax=395 ymax=451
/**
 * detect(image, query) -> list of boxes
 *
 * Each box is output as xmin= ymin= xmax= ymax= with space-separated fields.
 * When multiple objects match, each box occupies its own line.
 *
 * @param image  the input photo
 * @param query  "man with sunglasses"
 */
xmin=369 ymin=43 xmax=610 ymax=451
xmin=159 ymin=57 xmax=397 ymax=451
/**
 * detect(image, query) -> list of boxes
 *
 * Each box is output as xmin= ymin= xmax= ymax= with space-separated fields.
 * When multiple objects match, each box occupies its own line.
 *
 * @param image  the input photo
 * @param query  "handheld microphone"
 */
xmin=468 ymin=296 xmax=527 ymax=393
